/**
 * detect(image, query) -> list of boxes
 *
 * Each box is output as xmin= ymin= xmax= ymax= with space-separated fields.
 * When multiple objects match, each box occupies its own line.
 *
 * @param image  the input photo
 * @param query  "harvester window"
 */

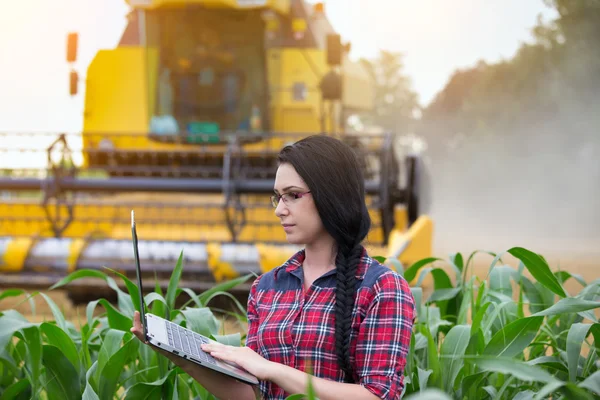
xmin=148 ymin=8 xmax=267 ymax=136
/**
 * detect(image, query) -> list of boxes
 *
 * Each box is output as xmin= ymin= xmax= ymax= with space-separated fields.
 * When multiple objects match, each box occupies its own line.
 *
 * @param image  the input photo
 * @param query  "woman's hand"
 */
xmin=130 ymin=311 xmax=179 ymax=362
xmin=130 ymin=311 xmax=146 ymax=343
xmin=201 ymin=342 xmax=275 ymax=381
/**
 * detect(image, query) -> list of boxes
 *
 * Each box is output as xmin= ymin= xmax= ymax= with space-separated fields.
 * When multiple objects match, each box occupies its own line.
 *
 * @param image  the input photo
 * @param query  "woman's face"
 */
xmin=273 ymin=163 xmax=328 ymax=246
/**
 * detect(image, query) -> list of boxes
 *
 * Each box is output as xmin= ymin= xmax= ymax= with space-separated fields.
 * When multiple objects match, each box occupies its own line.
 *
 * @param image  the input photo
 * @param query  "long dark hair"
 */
xmin=278 ymin=134 xmax=371 ymax=382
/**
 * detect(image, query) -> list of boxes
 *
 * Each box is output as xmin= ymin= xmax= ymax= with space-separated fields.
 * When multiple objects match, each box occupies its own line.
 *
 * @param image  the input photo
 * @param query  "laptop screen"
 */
xmin=131 ymin=210 xmax=147 ymax=339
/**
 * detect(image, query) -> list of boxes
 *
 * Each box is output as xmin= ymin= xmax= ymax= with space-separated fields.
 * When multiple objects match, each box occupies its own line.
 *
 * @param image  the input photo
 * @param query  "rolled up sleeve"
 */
xmin=355 ymin=272 xmax=415 ymax=400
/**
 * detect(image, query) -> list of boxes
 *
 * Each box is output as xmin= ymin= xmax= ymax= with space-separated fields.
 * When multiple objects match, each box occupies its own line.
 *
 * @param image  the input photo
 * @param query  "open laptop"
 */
xmin=131 ymin=210 xmax=259 ymax=386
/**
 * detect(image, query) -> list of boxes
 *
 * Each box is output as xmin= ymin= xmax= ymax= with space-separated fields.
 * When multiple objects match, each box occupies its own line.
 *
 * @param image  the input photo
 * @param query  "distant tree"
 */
xmin=357 ymin=50 xmax=420 ymax=134
xmin=420 ymin=0 xmax=600 ymax=139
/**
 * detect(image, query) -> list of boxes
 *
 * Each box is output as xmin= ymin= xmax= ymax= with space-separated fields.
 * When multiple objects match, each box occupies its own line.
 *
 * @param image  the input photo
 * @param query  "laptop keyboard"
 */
xmin=165 ymin=321 xmax=217 ymax=365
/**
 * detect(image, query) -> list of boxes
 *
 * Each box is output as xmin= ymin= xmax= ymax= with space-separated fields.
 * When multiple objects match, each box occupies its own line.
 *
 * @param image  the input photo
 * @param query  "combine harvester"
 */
xmin=0 ymin=0 xmax=432 ymax=303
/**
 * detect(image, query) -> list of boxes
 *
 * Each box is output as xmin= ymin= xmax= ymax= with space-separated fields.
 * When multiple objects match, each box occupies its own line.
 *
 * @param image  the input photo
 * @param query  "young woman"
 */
xmin=132 ymin=135 xmax=415 ymax=400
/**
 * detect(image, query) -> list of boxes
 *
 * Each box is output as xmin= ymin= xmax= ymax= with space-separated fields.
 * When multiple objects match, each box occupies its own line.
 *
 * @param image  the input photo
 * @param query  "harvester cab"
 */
xmin=0 ymin=0 xmax=433 ymax=303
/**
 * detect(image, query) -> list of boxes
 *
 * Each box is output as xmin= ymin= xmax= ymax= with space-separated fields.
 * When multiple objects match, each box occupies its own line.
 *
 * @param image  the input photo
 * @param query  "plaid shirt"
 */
xmin=246 ymin=249 xmax=415 ymax=400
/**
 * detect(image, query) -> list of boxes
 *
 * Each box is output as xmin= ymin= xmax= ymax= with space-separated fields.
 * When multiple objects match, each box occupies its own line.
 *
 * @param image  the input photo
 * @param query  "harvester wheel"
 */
xmin=405 ymin=153 xmax=431 ymax=226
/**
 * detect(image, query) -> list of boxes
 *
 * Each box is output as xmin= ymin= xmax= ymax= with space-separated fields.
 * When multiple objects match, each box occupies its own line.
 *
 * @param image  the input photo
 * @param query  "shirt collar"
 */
xmin=279 ymin=247 xmax=369 ymax=281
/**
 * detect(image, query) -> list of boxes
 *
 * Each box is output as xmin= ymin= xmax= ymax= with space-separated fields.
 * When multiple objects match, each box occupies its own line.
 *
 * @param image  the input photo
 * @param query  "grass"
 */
xmin=0 ymin=247 xmax=598 ymax=399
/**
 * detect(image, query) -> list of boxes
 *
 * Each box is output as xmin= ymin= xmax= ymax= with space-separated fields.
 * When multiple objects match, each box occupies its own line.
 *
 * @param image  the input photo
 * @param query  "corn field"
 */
xmin=0 ymin=247 xmax=598 ymax=399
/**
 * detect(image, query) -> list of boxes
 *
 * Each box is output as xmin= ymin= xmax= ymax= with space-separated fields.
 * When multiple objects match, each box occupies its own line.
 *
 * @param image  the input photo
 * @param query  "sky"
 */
xmin=0 ymin=0 xmax=558 ymax=134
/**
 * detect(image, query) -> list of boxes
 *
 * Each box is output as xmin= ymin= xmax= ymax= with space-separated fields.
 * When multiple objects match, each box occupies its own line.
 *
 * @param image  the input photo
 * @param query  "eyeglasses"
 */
xmin=270 ymin=191 xmax=311 ymax=208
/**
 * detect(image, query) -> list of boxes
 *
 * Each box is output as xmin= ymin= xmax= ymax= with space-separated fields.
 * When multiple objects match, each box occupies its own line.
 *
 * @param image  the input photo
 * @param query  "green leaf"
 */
xmin=439 ymin=325 xmax=471 ymax=392
xmin=513 ymin=390 xmax=535 ymax=400
xmin=404 ymin=257 xmax=443 ymax=282
xmin=417 ymin=367 xmax=433 ymax=391
xmin=471 ymin=303 xmax=491 ymax=337
xmin=567 ymin=323 xmax=599 ymax=382
xmin=483 ymin=316 xmax=544 ymax=358
xmin=180 ymin=308 xmax=220 ymax=337
xmin=449 ymin=253 xmax=464 ymax=273
xmin=0 ymin=316 xmax=37 ymax=354
xmin=50 ymin=269 xmax=109 ymax=290
xmin=489 ymin=265 xmax=515 ymax=297
xmin=103 ymin=266 xmax=141 ymax=315
xmin=373 ymin=256 xmax=386 ymax=264
xmin=532 ymin=297 xmax=600 ymax=317
xmin=0 ymin=379 xmax=32 ymax=400
xmin=40 ymin=322 xmax=80 ymax=371
xmin=146 ymin=292 xmax=168 ymax=318
xmin=98 ymin=336 xmax=139 ymax=400
xmin=405 ymin=388 xmax=453 ymax=400
xmin=124 ymin=371 xmax=175 ymax=400
xmin=532 ymin=381 xmax=567 ymax=400
xmin=39 ymin=293 xmax=68 ymax=331
xmin=460 ymin=372 xmax=486 ymax=400
xmin=507 ymin=247 xmax=567 ymax=298
xmin=82 ymin=361 xmax=100 ymax=400
xmin=427 ymin=288 xmax=461 ymax=304
xmin=166 ymin=251 xmax=185 ymax=318
xmin=198 ymin=274 xmax=254 ymax=306
xmin=579 ymin=370 xmax=600 ymax=396
xmin=87 ymin=299 xmax=132 ymax=332
xmin=476 ymin=357 xmax=558 ymax=383
xmin=42 ymin=345 xmax=82 ymax=400
xmin=420 ymin=326 xmax=441 ymax=389
xmin=411 ymin=287 xmax=423 ymax=322
xmin=526 ymin=356 xmax=568 ymax=374
xmin=20 ymin=326 xmax=42 ymax=397
xmin=0 ymin=288 xmax=27 ymax=302
xmin=95 ymin=329 xmax=126 ymax=386
xmin=555 ymin=270 xmax=587 ymax=288
xmin=213 ymin=333 xmax=242 ymax=347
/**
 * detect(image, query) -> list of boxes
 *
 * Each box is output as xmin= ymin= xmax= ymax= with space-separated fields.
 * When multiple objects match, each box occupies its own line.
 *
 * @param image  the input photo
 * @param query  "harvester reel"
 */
xmin=42 ymin=134 xmax=76 ymax=237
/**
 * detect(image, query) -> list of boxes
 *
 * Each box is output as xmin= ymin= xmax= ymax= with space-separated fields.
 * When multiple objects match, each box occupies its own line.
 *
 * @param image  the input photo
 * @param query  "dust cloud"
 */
xmin=417 ymin=102 xmax=599 ymax=264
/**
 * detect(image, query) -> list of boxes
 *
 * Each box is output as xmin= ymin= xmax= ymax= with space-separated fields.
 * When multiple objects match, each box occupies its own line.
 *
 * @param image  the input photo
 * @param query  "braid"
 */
xmin=334 ymin=244 xmax=364 ymax=383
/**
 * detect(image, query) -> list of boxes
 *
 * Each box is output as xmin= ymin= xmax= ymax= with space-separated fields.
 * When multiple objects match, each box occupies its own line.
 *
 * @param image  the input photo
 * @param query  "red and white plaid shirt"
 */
xmin=246 ymin=249 xmax=415 ymax=400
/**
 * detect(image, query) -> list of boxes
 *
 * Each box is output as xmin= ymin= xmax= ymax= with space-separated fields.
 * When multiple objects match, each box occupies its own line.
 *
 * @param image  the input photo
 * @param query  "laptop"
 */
xmin=131 ymin=210 xmax=259 ymax=386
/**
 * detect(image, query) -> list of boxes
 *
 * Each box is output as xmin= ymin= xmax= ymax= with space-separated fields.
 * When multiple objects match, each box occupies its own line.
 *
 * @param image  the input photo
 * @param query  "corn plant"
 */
xmin=0 ymin=247 xmax=598 ymax=399
xmin=399 ymin=247 xmax=600 ymax=400
xmin=0 ymin=253 xmax=253 ymax=400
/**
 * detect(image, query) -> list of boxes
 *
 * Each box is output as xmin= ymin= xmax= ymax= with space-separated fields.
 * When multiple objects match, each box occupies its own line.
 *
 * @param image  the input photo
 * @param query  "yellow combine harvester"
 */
xmin=0 ymin=0 xmax=432 ymax=303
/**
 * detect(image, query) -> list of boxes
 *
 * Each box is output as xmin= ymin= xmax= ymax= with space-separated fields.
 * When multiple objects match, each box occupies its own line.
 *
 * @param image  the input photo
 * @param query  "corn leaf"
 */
xmin=213 ymin=333 xmax=242 ymax=346
xmin=19 ymin=326 xmax=42 ymax=398
xmin=40 ymin=322 xmax=80 ymax=371
xmin=82 ymin=361 xmax=100 ymax=400
xmin=198 ymin=273 xmax=254 ymax=306
xmin=532 ymin=297 xmax=600 ymax=317
xmin=476 ymin=357 xmax=559 ymax=383
xmin=42 ymin=345 xmax=82 ymax=400
xmin=566 ymin=323 xmax=597 ymax=382
xmin=180 ymin=307 xmax=220 ymax=337
xmin=0 ymin=379 xmax=32 ymax=400
xmin=483 ymin=316 xmax=544 ymax=358
xmin=39 ymin=293 xmax=68 ymax=331
xmin=439 ymin=325 xmax=471 ymax=392
xmin=579 ymin=370 xmax=600 ymax=396
xmin=166 ymin=251 xmax=185 ymax=319
xmin=49 ymin=269 xmax=109 ymax=290
xmin=98 ymin=336 xmax=139 ymax=400
xmin=507 ymin=247 xmax=567 ymax=298
xmin=123 ymin=370 xmax=175 ymax=400
xmin=0 ymin=316 xmax=37 ymax=354
xmin=94 ymin=329 xmax=126 ymax=387
xmin=405 ymin=388 xmax=453 ymax=400
xmin=404 ymin=257 xmax=443 ymax=282
xmin=0 ymin=288 xmax=27 ymax=302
